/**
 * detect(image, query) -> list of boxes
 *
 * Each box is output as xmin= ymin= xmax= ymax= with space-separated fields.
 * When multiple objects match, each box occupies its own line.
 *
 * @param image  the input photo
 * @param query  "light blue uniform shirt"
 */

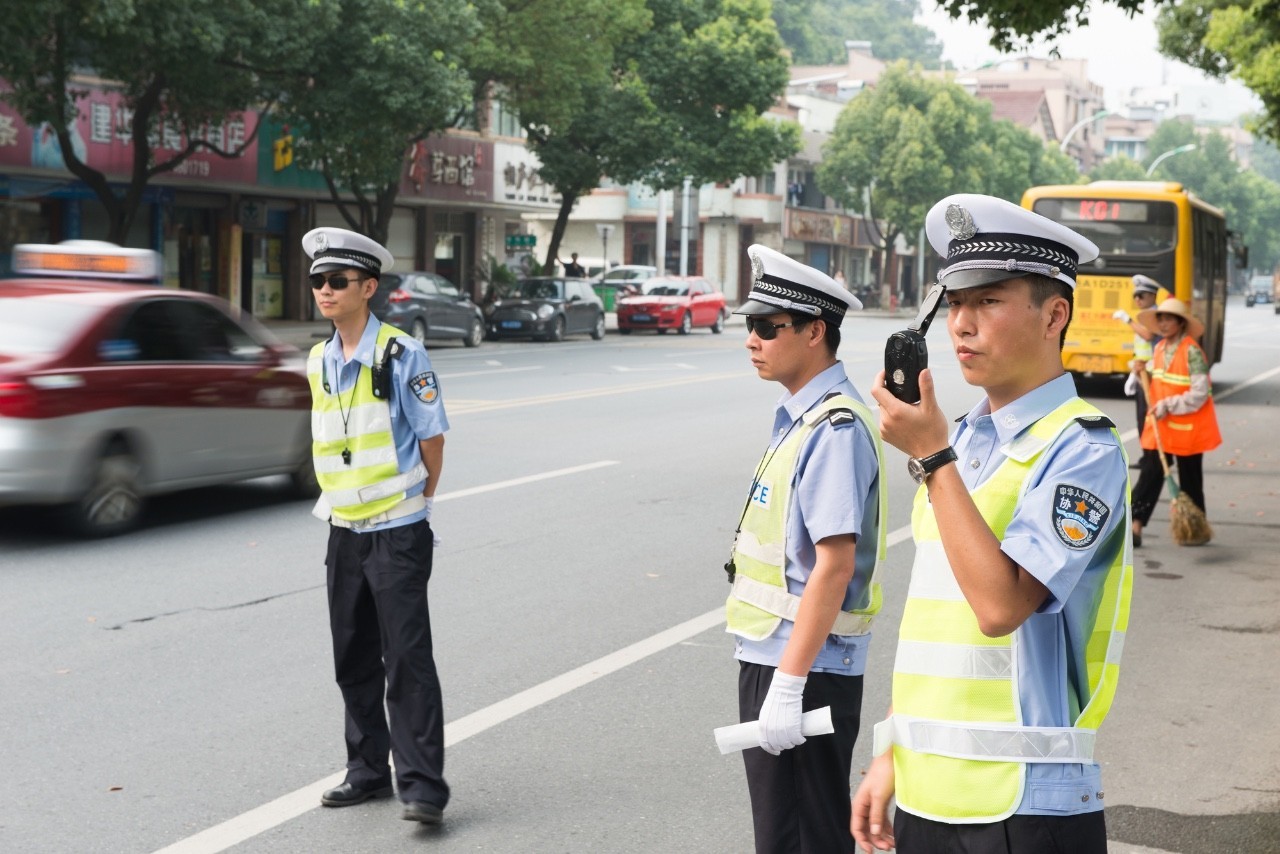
xmin=734 ymin=362 xmax=882 ymax=676
xmin=950 ymin=372 xmax=1128 ymax=816
xmin=321 ymin=316 xmax=449 ymax=532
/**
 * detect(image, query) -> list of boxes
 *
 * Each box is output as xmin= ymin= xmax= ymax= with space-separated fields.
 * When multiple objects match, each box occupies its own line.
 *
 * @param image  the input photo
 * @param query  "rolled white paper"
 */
xmin=714 ymin=706 xmax=834 ymax=754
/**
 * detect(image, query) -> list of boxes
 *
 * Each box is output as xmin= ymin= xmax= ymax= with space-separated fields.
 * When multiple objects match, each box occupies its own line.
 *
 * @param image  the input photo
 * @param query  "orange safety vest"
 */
xmin=1140 ymin=336 xmax=1222 ymax=456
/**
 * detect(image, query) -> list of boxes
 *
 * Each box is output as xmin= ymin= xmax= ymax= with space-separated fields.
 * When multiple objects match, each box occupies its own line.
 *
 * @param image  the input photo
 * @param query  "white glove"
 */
xmin=424 ymin=497 xmax=434 ymax=521
xmin=757 ymin=671 xmax=807 ymax=755
xmin=1112 ymin=309 xmax=1132 ymax=323
xmin=1123 ymin=372 xmax=1138 ymax=397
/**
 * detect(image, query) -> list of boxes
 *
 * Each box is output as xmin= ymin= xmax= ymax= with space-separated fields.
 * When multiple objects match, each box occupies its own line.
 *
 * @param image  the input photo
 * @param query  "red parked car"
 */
xmin=616 ymin=276 xmax=728 ymax=335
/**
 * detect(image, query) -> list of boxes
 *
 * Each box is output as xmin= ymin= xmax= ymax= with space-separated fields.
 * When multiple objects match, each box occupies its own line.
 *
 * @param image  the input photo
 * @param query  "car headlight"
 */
xmin=536 ymin=304 xmax=554 ymax=319
xmin=662 ymin=304 xmax=680 ymax=312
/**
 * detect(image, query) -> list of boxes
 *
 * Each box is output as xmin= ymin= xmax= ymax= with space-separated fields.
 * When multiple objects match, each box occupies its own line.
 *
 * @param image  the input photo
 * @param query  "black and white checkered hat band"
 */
xmin=314 ymin=248 xmax=382 ymax=273
xmin=751 ymin=275 xmax=847 ymax=323
xmin=942 ymin=232 xmax=1077 ymax=282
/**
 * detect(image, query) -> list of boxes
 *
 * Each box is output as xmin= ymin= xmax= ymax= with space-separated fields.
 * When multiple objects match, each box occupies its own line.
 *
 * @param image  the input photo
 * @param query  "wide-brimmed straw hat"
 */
xmin=1137 ymin=297 xmax=1204 ymax=341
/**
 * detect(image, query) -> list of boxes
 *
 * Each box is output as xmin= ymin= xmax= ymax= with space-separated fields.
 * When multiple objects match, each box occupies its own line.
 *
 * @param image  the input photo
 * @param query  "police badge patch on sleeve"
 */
xmin=1052 ymin=484 xmax=1111 ymax=549
xmin=409 ymin=371 xmax=439 ymax=404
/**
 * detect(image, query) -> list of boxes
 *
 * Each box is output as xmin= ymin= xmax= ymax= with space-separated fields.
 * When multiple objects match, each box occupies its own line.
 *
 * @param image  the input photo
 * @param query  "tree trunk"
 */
xmin=543 ymin=189 xmax=579 ymax=275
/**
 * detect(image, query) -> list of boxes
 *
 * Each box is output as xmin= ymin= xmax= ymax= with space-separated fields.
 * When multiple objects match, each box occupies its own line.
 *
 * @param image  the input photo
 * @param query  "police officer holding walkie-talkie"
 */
xmin=303 ymin=227 xmax=451 ymax=826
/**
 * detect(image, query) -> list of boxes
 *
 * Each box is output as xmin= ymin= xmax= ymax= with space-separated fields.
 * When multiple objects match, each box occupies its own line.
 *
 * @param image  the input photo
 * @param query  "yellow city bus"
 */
xmin=1021 ymin=181 xmax=1230 ymax=377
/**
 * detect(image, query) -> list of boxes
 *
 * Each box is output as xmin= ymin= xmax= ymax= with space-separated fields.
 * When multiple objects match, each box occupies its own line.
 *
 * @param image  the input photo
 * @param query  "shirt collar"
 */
xmin=959 ymin=372 xmax=1078 ymax=446
xmin=322 ymin=315 xmax=383 ymax=367
xmin=777 ymin=362 xmax=848 ymax=423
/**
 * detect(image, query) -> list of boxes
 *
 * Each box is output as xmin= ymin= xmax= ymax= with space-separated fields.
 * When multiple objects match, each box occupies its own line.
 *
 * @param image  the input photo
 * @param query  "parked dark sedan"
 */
xmin=371 ymin=271 xmax=484 ymax=347
xmin=486 ymin=277 xmax=606 ymax=342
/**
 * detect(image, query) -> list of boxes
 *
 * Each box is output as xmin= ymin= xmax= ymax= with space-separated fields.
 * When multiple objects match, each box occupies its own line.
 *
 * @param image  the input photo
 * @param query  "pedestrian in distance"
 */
xmin=856 ymin=194 xmax=1133 ymax=854
xmin=559 ymin=252 xmax=586 ymax=277
xmin=726 ymin=244 xmax=886 ymax=853
xmin=303 ymin=227 xmax=451 ymax=825
xmin=1130 ymin=297 xmax=1221 ymax=547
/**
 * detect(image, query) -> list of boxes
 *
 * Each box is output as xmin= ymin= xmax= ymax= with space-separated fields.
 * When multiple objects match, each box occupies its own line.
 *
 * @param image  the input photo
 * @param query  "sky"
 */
xmin=914 ymin=0 xmax=1262 ymax=123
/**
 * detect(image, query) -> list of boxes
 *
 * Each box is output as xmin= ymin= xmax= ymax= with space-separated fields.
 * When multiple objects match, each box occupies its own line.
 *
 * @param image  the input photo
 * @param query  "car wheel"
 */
xmin=410 ymin=318 xmax=428 ymax=342
xmin=464 ymin=318 xmax=483 ymax=348
xmin=69 ymin=442 xmax=144 ymax=537
xmin=678 ymin=312 xmax=692 ymax=335
xmin=711 ymin=310 xmax=725 ymax=334
xmin=590 ymin=313 xmax=605 ymax=340
xmin=546 ymin=316 xmax=565 ymax=343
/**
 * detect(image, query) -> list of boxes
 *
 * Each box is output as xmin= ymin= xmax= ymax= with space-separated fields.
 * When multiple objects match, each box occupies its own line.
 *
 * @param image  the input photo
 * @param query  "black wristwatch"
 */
xmin=907 ymin=446 xmax=958 ymax=484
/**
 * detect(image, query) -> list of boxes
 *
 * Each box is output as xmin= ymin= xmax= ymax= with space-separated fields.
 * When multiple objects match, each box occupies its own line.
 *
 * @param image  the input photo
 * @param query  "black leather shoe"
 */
xmin=320 ymin=781 xmax=394 ymax=807
xmin=402 ymin=801 xmax=444 ymax=824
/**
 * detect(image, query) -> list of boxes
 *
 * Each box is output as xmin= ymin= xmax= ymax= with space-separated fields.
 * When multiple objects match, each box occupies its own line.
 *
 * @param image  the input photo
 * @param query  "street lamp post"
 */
xmin=1059 ymin=109 xmax=1110 ymax=154
xmin=1145 ymin=143 xmax=1197 ymax=177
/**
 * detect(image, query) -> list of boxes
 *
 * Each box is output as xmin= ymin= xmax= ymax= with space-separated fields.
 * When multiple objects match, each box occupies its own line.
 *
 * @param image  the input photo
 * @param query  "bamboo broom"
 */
xmin=1138 ymin=370 xmax=1213 ymax=546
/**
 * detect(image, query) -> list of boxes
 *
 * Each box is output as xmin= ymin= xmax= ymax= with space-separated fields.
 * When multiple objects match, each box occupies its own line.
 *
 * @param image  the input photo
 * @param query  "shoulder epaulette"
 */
xmin=1074 ymin=414 xmax=1116 ymax=429
xmin=824 ymin=408 xmax=858 ymax=428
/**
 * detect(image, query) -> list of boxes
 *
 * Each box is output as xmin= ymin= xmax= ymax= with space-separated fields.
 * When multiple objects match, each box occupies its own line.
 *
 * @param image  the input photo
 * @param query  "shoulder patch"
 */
xmin=1052 ymin=483 xmax=1111 ymax=550
xmin=1074 ymin=414 xmax=1116 ymax=429
xmin=409 ymin=371 xmax=440 ymax=404
xmin=823 ymin=407 xmax=858 ymax=428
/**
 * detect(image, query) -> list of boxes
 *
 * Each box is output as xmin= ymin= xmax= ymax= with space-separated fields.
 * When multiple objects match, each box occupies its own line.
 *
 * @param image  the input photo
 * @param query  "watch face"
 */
xmin=907 ymin=457 xmax=926 ymax=484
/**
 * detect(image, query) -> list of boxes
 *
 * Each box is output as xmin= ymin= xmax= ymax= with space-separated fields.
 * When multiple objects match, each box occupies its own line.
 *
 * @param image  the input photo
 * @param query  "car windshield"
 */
xmin=643 ymin=280 xmax=689 ymax=296
xmin=0 ymin=297 xmax=100 ymax=354
xmin=518 ymin=280 xmax=563 ymax=299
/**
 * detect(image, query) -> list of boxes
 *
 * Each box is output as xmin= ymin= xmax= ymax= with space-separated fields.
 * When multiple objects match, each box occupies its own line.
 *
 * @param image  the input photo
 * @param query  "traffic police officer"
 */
xmin=726 ymin=244 xmax=886 ymax=853
xmin=303 ymin=227 xmax=450 ymax=825
xmin=855 ymin=195 xmax=1133 ymax=854
xmin=1115 ymin=274 xmax=1165 ymax=430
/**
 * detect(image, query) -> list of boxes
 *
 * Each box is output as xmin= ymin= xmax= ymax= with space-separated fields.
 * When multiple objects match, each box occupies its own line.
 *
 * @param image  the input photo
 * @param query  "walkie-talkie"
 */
xmin=884 ymin=283 xmax=946 ymax=403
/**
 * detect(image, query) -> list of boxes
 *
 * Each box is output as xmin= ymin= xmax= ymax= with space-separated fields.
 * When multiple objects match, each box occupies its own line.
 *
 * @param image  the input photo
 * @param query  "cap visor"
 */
xmin=733 ymin=298 xmax=787 ymax=316
xmin=310 ymin=260 xmax=373 ymax=276
xmin=939 ymin=268 xmax=1025 ymax=290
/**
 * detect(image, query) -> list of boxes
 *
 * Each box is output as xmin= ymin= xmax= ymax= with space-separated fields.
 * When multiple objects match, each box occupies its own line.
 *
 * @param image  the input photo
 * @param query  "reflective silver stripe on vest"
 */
xmin=905 ymin=542 xmax=964 ymax=601
xmin=732 ymin=529 xmax=785 ymax=567
xmin=872 ymin=714 xmax=1096 ymax=764
xmin=894 ymin=639 xmax=1012 ymax=680
xmin=313 ymin=493 xmax=428 ymax=529
xmin=312 ymin=402 xmax=393 ymax=442
xmin=321 ymin=462 xmax=428 ymax=508
xmin=313 ymin=444 xmax=398 ymax=475
xmin=730 ymin=574 xmax=874 ymax=637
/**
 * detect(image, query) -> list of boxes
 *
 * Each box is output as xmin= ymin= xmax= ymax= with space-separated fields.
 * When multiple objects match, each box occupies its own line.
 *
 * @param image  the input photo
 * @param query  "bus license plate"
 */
xmin=1072 ymin=355 xmax=1114 ymax=373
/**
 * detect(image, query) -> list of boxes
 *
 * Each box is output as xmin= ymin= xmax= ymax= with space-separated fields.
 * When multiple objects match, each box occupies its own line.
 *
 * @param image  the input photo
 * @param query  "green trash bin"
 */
xmin=593 ymin=284 xmax=616 ymax=312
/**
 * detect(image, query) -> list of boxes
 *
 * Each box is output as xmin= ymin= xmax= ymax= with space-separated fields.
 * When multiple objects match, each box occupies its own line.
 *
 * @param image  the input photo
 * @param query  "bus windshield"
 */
xmin=1031 ymin=198 xmax=1177 ymax=256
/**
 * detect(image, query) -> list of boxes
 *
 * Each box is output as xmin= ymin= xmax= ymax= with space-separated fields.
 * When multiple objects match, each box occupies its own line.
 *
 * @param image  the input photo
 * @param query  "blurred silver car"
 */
xmin=0 ymin=261 xmax=314 ymax=536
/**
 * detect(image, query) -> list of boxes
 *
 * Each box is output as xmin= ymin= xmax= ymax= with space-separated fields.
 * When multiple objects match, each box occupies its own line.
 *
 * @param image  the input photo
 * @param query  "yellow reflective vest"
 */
xmin=875 ymin=397 xmax=1132 ymax=823
xmin=725 ymin=394 xmax=886 ymax=641
xmin=307 ymin=325 xmax=427 ymax=526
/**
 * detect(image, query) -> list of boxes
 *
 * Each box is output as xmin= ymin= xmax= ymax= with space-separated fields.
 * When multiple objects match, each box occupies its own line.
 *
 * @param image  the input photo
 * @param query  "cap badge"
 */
xmin=945 ymin=204 xmax=977 ymax=240
xmin=314 ymin=232 xmax=329 ymax=252
xmin=749 ymin=252 xmax=764 ymax=283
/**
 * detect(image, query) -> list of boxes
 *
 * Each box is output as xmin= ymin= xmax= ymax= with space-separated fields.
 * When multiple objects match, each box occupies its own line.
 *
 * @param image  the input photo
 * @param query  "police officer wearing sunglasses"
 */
xmin=726 ymin=244 xmax=885 ymax=853
xmin=302 ymin=227 xmax=450 ymax=825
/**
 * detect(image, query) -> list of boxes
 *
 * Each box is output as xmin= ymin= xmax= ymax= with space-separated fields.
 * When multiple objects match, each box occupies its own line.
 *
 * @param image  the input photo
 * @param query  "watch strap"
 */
xmin=918 ymin=445 xmax=958 ymax=475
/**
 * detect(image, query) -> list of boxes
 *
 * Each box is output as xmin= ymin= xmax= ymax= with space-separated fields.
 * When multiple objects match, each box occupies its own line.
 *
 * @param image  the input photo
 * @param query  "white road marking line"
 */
xmin=444 ymin=365 xmax=543 ymax=379
xmin=434 ymin=461 xmax=618 ymax=502
xmin=447 ymin=370 xmax=743 ymax=415
xmin=612 ymin=363 xmax=697 ymax=372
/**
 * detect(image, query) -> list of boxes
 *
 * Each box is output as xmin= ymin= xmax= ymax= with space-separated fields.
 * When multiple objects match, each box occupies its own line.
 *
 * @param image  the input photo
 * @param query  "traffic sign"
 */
xmin=505 ymin=234 xmax=537 ymax=249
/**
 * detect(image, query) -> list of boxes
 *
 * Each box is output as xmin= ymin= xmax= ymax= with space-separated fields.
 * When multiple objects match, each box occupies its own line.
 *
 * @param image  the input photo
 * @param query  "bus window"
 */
xmin=1031 ymin=198 xmax=1177 ymax=256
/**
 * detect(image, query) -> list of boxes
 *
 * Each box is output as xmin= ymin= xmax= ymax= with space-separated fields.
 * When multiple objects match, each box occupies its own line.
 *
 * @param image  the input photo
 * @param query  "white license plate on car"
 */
xmin=501 ymin=321 xmax=522 ymax=329
xmin=632 ymin=314 xmax=651 ymax=322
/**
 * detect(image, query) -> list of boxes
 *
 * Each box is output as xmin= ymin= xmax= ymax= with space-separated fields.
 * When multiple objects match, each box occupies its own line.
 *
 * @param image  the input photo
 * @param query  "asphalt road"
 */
xmin=2 ymin=296 xmax=1277 ymax=854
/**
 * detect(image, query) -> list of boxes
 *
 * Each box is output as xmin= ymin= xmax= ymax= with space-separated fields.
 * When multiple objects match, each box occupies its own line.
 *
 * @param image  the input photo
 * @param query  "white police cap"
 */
xmin=301 ymin=227 xmax=394 ymax=277
xmin=1131 ymin=274 xmax=1162 ymax=296
xmin=926 ymin=194 xmax=1099 ymax=290
xmin=733 ymin=244 xmax=861 ymax=326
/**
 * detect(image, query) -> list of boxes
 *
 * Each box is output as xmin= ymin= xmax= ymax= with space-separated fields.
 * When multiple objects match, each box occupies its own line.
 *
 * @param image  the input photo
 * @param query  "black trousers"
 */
xmin=894 ymin=808 xmax=1108 ymax=854
xmin=326 ymin=519 xmax=448 ymax=807
xmin=1131 ymin=449 xmax=1205 ymax=526
xmin=739 ymin=662 xmax=863 ymax=854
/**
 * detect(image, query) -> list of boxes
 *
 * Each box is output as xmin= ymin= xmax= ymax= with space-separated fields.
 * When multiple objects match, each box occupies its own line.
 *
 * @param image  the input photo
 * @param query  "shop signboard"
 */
xmin=404 ymin=134 xmax=494 ymax=204
xmin=493 ymin=141 xmax=559 ymax=208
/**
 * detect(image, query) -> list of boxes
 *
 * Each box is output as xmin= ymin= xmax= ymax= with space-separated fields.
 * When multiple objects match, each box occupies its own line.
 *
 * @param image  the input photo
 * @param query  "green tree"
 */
xmin=932 ymin=0 xmax=1156 ymax=52
xmin=773 ymin=0 xmax=945 ymax=66
xmin=0 ymin=0 xmax=326 ymax=244
xmin=495 ymin=0 xmax=800 ymax=271
xmin=274 ymin=0 xmax=478 ymax=246
xmin=817 ymin=62 xmax=1070 ymax=305
xmin=1088 ymin=155 xmax=1148 ymax=181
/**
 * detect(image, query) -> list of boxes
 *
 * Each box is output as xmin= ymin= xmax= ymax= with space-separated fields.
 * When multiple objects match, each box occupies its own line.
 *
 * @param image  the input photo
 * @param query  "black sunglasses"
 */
xmin=310 ymin=273 xmax=367 ymax=290
xmin=745 ymin=317 xmax=805 ymax=340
